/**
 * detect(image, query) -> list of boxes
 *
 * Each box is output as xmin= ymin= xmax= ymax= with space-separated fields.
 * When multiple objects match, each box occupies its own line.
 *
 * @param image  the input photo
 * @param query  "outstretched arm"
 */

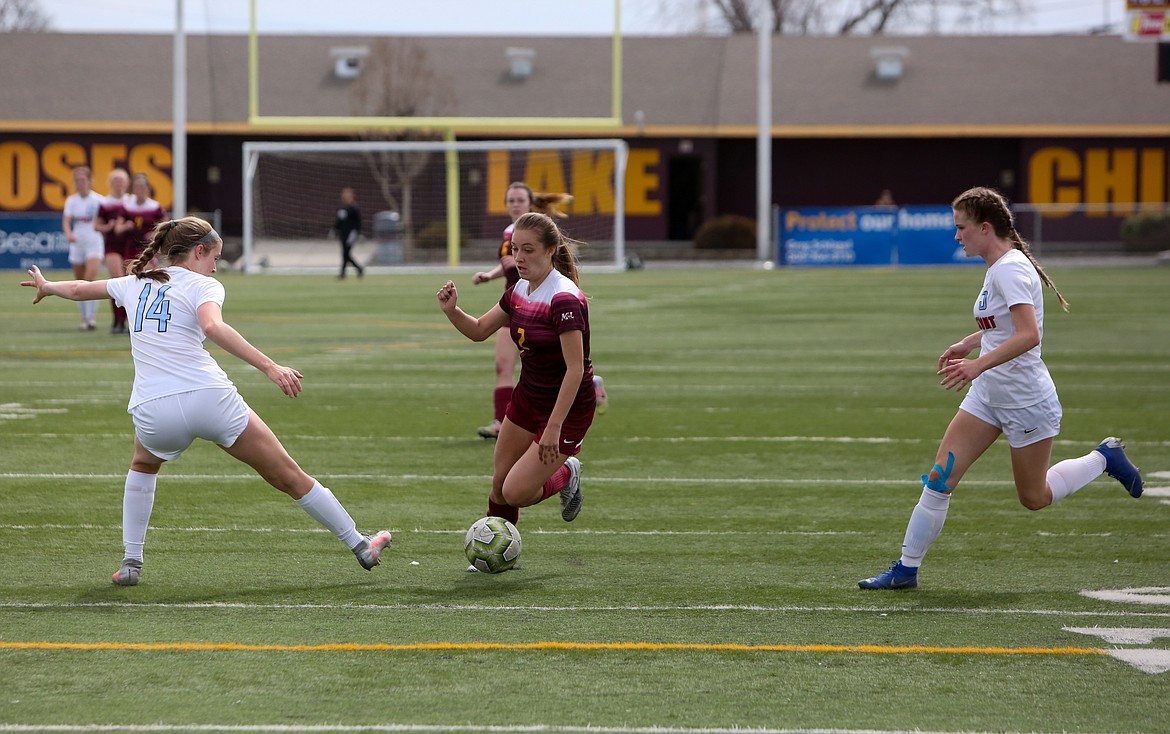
xmin=21 ymin=265 xmax=110 ymax=304
xmin=197 ymin=301 xmax=303 ymax=398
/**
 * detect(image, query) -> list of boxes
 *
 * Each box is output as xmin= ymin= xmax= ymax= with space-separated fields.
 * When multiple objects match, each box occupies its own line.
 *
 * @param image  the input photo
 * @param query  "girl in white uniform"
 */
xmin=21 ymin=217 xmax=391 ymax=586
xmin=859 ymin=186 xmax=1143 ymax=590
xmin=62 ymin=166 xmax=105 ymax=330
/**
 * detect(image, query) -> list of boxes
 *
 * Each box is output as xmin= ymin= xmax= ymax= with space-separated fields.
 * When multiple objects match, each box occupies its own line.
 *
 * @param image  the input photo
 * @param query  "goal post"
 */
xmin=242 ymin=138 xmax=628 ymax=273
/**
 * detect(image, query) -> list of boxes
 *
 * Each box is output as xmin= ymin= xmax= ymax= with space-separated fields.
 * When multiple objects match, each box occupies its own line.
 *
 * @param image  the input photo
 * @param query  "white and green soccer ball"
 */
xmin=464 ymin=516 xmax=522 ymax=573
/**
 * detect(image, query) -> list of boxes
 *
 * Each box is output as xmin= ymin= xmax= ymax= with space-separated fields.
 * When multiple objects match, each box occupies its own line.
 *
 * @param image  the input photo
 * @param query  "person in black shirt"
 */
xmin=334 ymin=187 xmax=364 ymax=279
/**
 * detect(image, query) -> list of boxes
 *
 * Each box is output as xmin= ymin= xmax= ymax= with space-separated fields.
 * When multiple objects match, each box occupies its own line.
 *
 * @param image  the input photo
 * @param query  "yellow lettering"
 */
xmin=1028 ymin=147 xmax=1081 ymax=217
xmin=1139 ymin=148 xmax=1165 ymax=210
xmin=1085 ymin=148 xmax=1136 ymax=216
xmin=41 ymin=142 xmax=87 ymax=210
xmin=129 ymin=144 xmax=174 ymax=210
xmin=626 ymin=148 xmax=661 ymax=216
xmin=486 ymin=149 xmax=510 ymax=216
xmin=0 ymin=141 xmax=39 ymax=210
xmin=90 ymin=144 xmax=130 ymax=192
xmin=571 ymin=150 xmax=615 ymax=216
xmin=523 ymin=150 xmax=567 ymax=199
xmin=783 ymin=210 xmax=858 ymax=232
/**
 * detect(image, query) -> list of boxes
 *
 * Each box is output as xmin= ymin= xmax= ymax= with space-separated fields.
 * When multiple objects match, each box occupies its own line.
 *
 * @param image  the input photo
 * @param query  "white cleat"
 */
xmin=353 ymin=530 xmax=393 ymax=570
xmin=559 ymin=457 xmax=583 ymax=522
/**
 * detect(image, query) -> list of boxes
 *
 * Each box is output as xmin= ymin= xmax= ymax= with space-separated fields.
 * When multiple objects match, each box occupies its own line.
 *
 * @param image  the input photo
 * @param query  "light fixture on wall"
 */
xmin=870 ymin=46 xmax=909 ymax=82
xmin=506 ymin=47 xmax=535 ymax=81
xmin=331 ymin=46 xmax=369 ymax=80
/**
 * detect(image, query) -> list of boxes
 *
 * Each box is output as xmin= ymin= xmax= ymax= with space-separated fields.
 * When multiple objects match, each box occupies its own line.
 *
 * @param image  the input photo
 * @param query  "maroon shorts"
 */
xmin=104 ymin=239 xmax=124 ymax=257
xmin=505 ymin=378 xmax=595 ymax=457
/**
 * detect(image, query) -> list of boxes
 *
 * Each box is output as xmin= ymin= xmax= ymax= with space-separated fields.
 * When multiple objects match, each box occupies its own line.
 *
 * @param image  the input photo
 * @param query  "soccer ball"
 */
xmin=464 ymin=516 xmax=522 ymax=573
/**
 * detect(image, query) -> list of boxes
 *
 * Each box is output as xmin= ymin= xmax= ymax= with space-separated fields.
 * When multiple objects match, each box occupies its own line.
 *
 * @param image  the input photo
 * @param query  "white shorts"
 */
xmin=958 ymin=390 xmax=1062 ymax=449
xmin=68 ymin=233 xmax=104 ymax=265
xmin=130 ymin=387 xmax=251 ymax=461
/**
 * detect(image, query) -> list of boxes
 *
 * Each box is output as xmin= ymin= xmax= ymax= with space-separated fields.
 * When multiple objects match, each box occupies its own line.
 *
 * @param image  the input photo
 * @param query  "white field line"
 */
xmin=2 ymin=600 xmax=1168 ymax=618
xmin=0 ymin=524 xmax=860 ymax=536
xmin=0 ymin=726 xmax=1064 ymax=734
xmin=2 ymin=523 xmax=1151 ymax=540
xmin=7 ymin=432 xmax=1170 ymax=449
xmin=0 ymin=472 xmax=1016 ymax=486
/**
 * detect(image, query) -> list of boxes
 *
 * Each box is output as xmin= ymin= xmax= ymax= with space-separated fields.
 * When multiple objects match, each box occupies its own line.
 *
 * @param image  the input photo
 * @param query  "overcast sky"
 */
xmin=37 ymin=0 xmax=1124 ymax=37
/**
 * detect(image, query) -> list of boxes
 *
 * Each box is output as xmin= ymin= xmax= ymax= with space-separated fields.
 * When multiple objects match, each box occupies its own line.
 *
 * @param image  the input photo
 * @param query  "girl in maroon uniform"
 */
xmin=96 ymin=168 xmax=133 ymax=333
xmin=123 ymin=173 xmax=166 ymax=263
xmin=438 ymin=212 xmax=594 ymax=532
xmin=470 ymin=182 xmax=573 ymax=439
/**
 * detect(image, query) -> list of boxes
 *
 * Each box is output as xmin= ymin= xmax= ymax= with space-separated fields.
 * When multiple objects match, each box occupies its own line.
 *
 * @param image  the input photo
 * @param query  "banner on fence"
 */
xmin=778 ymin=206 xmax=980 ymax=267
xmin=0 ymin=214 xmax=70 ymax=271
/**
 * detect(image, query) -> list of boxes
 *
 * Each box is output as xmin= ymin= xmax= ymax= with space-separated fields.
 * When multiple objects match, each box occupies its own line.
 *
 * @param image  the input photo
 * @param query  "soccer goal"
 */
xmin=242 ymin=139 xmax=628 ymax=273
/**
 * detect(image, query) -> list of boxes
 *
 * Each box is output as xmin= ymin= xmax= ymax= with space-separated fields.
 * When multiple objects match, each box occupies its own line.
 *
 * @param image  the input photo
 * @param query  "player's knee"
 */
xmin=1018 ymin=493 xmax=1049 ymax=511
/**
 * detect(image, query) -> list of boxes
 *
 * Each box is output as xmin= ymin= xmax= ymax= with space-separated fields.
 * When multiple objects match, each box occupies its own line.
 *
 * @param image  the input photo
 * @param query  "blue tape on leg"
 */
xmin=921 ymin=451 xmax=955 ymax=494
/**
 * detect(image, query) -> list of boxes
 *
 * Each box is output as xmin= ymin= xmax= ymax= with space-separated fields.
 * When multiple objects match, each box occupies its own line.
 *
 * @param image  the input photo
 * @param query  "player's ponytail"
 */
xmin=953 ymin=186 xmax=1069 ymax=312
xmin=129 ymin=217 xmax=219 ymax=283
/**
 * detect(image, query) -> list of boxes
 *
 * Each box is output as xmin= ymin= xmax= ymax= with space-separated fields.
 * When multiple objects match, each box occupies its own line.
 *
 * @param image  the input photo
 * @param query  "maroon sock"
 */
xmin=540 ymin=463 xmax=571 ymax=501
xmin=493 ymin=386 xmax=513 ymax=422
xmin=487 ymin=499 xmax=519 ymax=525
xmin=114 ymin=304 xmax=127 ymax=326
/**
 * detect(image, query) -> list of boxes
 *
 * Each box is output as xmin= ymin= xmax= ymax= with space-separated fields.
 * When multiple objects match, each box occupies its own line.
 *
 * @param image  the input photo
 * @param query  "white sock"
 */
xmin=294 ymin=481 xmax=363 ymax=549
xmin=85 ymin=300 xmax=98 ymax=323
xmin=900 ymin=487 xmax=951 ymax=568
xmin=1047 ymin=451 xmax=1107 ymax=504
xmin=122 ymin=470 xmax=158 ymax=562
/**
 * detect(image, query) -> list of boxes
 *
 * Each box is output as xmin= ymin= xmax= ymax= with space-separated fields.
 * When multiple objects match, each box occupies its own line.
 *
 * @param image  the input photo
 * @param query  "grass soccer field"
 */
xmin=1 ymin=263 xmax=1167 ymax=734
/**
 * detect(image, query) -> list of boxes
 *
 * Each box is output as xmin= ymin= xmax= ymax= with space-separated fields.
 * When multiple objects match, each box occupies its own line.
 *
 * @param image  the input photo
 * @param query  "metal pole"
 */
xmin=756 ymin=4 xmax=773 ymax=264
xmin=172 ymin=0 xmax=187 ymax=218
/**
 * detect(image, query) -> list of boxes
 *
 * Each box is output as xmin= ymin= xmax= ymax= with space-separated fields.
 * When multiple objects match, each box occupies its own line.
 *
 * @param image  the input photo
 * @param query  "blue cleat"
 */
xmin=1095 ymin=437 xmax=1143 ymax=498
xmin=858 ymin=560 xmax=918 ymax=590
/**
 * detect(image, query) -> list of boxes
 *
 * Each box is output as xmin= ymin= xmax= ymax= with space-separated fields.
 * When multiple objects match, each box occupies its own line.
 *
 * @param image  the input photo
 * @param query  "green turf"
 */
xmin=1 ymin=264 xmax=1167 ymax=732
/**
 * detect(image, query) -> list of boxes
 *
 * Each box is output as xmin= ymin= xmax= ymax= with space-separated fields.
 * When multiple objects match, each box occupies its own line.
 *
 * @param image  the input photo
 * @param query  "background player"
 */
xmin=122 ymin=173 xmax=166 ymax=268
xmin=95 ymin=168 xmax=133 ymax=333
xmin=61 ymin=166 xmax=104 ymax=330
xmin=333 ymin=187 xmax=364 ymax=279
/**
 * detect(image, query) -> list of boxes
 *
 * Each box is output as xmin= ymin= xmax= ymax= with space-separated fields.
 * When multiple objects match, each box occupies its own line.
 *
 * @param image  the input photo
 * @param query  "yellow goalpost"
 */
xmin=245 ymin=0 xmax=624 ymax=266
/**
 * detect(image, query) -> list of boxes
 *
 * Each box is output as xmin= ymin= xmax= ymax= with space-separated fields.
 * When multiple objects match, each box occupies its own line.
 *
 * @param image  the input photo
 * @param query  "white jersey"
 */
xmin=969 ymin=248 xmax=1056 ymax=408
xmin=105 ymin=267 xmax=236 ymax=410
xmin=64 ymin=191 xmax=104 ymax=246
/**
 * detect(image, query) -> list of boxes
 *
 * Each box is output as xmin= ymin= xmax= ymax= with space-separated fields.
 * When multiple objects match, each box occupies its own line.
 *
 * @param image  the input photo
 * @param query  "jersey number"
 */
xmin=515 ymin=327 xmax=529 ymax=351
xmin=134 ymin=283 xmax=173 ymax=333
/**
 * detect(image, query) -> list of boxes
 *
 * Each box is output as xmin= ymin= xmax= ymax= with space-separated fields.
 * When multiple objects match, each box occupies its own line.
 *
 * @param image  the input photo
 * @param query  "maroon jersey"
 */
xmin=500 ymin=223 xmax=520 ymax=289
xmin=98 ymin=194 xmax=129 ymax=252
xmin=123 ymin=197 xmax=166 ymax=256
xmin=499 ymin=268 xmax=593 ymax=403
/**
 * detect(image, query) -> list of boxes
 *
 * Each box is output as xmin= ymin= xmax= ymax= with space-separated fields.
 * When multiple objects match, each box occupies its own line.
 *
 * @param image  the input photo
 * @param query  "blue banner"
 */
xmin=0 ymin=214 xmax=70 ymax=271
xmin=778 ymin=206 xmax=980 ymax=267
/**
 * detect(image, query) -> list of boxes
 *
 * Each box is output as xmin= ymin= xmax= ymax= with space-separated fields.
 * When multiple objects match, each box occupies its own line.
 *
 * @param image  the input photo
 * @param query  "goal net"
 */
xmin=242 ymin=139 xmax=628 ymax=273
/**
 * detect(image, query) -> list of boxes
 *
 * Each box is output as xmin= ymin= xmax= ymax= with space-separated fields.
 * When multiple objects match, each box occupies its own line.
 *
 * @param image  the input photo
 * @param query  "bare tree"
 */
xmin=672 ymin=0 xmax=1025 ymax=35
xmin=348 ymin=39 xmax=456 ymax=252
xmin=0 ymin=0 xmax=51 ymax=31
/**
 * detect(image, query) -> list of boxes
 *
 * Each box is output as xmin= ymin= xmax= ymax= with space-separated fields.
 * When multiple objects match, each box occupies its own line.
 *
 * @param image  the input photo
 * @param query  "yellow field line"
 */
xmin=0 ymin=640 xmax=1107 ymax=656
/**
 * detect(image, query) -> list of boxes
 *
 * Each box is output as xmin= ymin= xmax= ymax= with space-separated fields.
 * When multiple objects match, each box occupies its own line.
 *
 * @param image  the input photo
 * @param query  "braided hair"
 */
xmin=126 ymin=217 xmax=220 ymax=283
xmin=952 ymin=187 xmax=1069 ymax=311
